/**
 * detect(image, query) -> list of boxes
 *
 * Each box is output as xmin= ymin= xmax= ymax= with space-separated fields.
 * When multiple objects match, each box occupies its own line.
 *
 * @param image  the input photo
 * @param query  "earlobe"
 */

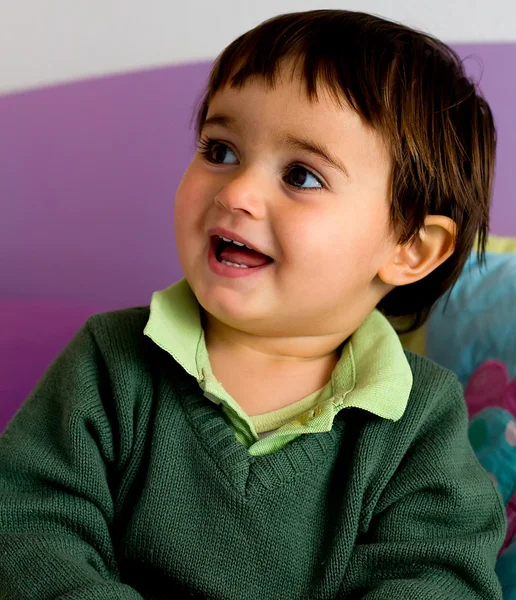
xmin=378 ymin=215 xmax=457 ymax=287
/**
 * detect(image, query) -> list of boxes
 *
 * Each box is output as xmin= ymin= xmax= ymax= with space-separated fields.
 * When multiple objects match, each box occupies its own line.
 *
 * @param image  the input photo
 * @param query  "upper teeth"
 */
xmin=220 ymin=236 xmax=251 ymax=249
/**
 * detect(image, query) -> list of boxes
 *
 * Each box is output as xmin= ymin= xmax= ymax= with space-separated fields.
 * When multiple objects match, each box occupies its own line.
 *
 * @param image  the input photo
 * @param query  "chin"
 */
xmin=198 ymin=286 xmax=265 ymax=328
xmin=206 ymin=290 xmax=256 ymax=320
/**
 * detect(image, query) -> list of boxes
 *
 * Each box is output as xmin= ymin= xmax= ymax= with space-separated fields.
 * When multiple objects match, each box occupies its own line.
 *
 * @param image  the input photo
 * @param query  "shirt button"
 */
xmin=298 ymin=412 xmax=312 ymax=425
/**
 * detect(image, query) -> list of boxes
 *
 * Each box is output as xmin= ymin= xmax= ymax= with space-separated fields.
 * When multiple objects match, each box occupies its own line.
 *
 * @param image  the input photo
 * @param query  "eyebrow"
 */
xmin=202 ymin=113 xmax=350 ymax=179
xmin=282 ymin=134 xmax=349 ymax=179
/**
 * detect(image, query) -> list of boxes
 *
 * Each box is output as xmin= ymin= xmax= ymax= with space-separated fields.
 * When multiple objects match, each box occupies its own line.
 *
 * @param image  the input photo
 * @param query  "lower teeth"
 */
xmin=221 ymin=260 xmax=249 ymax=269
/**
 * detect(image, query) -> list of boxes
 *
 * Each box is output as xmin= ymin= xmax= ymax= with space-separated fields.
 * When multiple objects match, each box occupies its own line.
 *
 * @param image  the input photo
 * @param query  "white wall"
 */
xmin=1 ymin=0 xmax=515 ymax=95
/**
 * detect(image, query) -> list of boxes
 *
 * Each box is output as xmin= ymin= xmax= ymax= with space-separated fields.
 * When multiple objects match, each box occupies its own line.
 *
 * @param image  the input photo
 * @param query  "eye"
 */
xmin=198 ymin=138 xmax=238 ymax=165
xmin=284 ymin=165 xmax=324 ymax=190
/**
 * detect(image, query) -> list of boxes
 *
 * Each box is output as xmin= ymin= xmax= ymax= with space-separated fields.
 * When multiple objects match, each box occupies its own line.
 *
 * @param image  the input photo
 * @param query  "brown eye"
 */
xmin=209 ymin=143 xmax=230 ymax=163
xmin=285 ymin=165 xmax=323 ymax=190
xmin=198 ymin=138 xmax=238 ymax=165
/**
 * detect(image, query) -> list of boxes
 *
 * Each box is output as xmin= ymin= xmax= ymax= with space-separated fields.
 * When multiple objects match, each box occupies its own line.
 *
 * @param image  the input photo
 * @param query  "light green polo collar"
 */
xmin=143 ymin=279 xmax=413 ymax=449
xmin=143 ymin=279 xmax=201 ymax=380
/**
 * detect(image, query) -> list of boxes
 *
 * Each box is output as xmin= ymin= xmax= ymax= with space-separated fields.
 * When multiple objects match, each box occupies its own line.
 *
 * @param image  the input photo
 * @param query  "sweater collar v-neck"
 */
xmin=143 ymin=279 xmax=413 ymax=448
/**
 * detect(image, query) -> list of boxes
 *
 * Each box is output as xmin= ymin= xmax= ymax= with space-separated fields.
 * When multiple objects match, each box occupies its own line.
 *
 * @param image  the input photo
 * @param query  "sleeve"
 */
xmin=340 ymin=372 xmax=507 ymax=600
xmin=0 ymin=320 xmax=145 ymax=599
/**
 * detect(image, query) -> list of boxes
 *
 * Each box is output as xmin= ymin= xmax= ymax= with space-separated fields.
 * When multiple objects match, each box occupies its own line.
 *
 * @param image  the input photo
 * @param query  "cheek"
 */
xmin=282 ymin=206 xmax=391 ymax=280
xmin=174 ymin=166 xmax=207 ymax=227
xmin=174 ymin=173 xmax=203 ymax=263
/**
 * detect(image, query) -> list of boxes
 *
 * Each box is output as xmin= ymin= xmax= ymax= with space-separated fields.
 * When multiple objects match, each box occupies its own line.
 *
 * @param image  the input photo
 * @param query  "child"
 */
xmin=0 ymin=9 xmax=506 ymax=600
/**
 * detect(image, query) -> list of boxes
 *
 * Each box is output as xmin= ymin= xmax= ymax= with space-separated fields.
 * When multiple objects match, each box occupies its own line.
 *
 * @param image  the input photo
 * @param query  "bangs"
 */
xmin=194 ymin=10 xmax=399 ymax=139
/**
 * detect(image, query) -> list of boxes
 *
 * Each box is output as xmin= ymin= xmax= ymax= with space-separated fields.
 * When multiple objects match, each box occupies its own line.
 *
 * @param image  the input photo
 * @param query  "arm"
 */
xmin=341 ymin=372 xmax=506 ymax=599
xmin=0 ymin=321 xmax=145 ymax=599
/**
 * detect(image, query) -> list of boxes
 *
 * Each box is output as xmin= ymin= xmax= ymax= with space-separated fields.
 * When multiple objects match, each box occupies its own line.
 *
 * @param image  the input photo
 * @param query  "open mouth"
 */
xmin=211 ymin=235 xmax=273 ymax=269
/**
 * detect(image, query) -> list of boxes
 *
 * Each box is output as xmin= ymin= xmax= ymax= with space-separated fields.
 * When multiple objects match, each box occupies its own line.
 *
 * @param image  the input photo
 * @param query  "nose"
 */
xmin=213 ymin=168 xmax=267 ymax=219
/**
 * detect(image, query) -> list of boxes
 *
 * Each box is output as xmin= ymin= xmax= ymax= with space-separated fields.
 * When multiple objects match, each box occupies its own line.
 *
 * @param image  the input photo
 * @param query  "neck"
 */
xmin=201 ymin=311 xmax=353 ymax=415
xmin=202 ymin=310 xmax=349 ymax=366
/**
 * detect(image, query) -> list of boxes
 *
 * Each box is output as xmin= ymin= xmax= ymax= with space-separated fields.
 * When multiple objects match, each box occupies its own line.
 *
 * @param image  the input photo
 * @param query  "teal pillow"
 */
xmin=426 ymin=251 xmax=516 ymax=386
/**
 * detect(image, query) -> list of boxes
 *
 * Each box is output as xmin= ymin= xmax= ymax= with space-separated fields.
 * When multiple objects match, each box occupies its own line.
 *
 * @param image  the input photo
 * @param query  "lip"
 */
xmin=207 ymin=227 xmax=271 ymax=258
xmin=207 ymin=237 xmax=272 ymax=278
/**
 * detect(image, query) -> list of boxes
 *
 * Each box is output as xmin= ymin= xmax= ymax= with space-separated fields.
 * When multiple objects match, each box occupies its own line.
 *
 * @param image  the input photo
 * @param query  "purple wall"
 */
xmin=0 ymin=62 xmax=211 ymax=310
xmin=1 ymin=47 xmax=515 ymax=311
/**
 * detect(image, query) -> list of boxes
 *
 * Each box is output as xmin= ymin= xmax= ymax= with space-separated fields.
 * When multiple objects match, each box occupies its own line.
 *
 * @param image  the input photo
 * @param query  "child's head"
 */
xmin=174 ymin=10 xmax=495 ymax=341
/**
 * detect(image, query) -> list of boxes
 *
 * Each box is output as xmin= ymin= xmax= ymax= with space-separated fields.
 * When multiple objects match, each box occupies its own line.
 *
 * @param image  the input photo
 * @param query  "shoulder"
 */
xmin=404 ymin=349 xmax=461 ymax=397
xmin=356 ymin=351 xmax=475 ymax=512
xmin=77 ymin=306 xmax=165 ymax=440
xmin=82 ymin=305 xmax=152 ymax=357
xmin=85 ymin=305 xmax=151 ymax=337
xmin=400 ymin=350 xmax=467 ymax=437
xmin=404 ymin=350 xmax=462 ymax=395
xmin=70 ymin=305 xmax=156 ymax=385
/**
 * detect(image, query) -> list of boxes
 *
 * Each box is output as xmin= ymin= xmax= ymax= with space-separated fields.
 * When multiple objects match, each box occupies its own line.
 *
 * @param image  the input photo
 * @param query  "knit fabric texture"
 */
xmin=0 ymin=306 xmax=506 ymax=599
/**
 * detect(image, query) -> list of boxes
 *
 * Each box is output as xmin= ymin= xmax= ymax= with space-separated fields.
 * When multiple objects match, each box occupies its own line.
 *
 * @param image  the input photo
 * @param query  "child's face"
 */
xmin=174 ymin=66 xmax=397 ymax=339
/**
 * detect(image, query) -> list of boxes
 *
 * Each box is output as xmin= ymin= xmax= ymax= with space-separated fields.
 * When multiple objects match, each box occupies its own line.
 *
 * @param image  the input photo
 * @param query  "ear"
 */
xmin=378 ymin=215 xmax=457 ymax=286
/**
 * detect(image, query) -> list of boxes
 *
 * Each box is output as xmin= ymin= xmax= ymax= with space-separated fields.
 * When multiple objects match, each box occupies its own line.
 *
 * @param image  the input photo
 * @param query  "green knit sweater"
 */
xmin=0 ymin=306 xmax=506 ymax=599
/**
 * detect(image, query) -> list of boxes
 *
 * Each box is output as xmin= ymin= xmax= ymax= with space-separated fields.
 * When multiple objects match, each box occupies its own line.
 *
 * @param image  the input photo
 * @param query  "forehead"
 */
xmin=204 ymin=72 xmax=390 ymax=170
xmin=206 ymin=72 xmax=361 ymax=135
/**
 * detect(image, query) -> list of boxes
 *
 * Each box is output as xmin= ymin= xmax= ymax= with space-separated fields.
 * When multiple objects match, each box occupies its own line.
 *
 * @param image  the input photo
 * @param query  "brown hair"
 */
xmin=193 ymin=10 xmax=496 ymax=332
